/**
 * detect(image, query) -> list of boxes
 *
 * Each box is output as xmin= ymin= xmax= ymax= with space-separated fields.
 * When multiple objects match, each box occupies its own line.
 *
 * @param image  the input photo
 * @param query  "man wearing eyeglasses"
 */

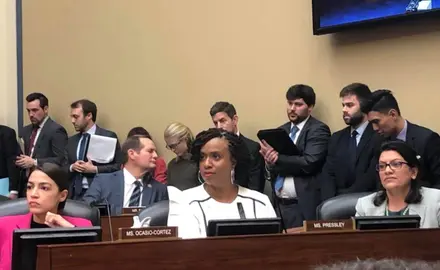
xmin=367 ymin=89 xmax=440 ymax=189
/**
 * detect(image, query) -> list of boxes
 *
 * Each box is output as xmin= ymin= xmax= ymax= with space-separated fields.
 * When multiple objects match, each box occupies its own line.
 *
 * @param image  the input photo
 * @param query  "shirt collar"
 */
xmin=290 ymin=116 xmax=310 ymax=132
xmin=123 ymin=168 xmax=141 ymax=185
xmin=396 ymin=120 xmax=408 ymax=141
xmin=351 ymin=120 xmax=369 ymax=137
xmin=38 ymin=116 xmax=49 ymax=129
xmin=84 ymin=124 xmax=97 ymax=135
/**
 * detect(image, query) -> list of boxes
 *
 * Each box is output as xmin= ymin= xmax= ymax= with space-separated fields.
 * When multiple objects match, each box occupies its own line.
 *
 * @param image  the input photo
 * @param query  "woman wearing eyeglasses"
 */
xmin=164 ymin=122 xmax=201 ymax=190
xmin=355 ymin=140 xmax=440 ymax=228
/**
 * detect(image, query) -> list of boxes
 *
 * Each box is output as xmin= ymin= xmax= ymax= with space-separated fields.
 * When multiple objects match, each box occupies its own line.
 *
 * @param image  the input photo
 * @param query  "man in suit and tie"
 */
xmin=367 ymin=89 xmax=440 ymax=188
xmin=259 ymin=84 xmax=331 ymax=228
xmin=82 ymin=135 xmax=168 ymax=215
xmin=15 ymin=93 xmax=68 ymax=197
xmin=209 ymin=101 xmax=265 ymax=192
xmin=0 ymin=125 xmax=21 ymax=198
xmin=320 ymin=83 xmax=380 ymax=201
xmin=67 ymin=99 xmax=122 ymax=200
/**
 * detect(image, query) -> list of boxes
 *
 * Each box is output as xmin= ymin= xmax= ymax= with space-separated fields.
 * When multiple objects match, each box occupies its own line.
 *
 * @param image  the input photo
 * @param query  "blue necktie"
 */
xmin=274 ymin=125 xmax=299 ymax=192
xmin=74 ymin=133 xmax=90 ymax=196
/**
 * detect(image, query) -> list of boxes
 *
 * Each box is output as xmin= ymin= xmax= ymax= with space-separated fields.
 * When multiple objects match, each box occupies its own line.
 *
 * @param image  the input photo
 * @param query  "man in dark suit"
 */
xmin=15 ymin=93 xmax=68 ymax=197
xmin=0 ymin=125 xmax=21 ymax=198
xmin=260 ymin=84 xmax=330 ymax=228
xmin=67 ymin=99 xmax=122 ymax=199
xmin=83 ymin=135 xmax=168 ymax=215
xmin=209 ymin=101 xmax=264 ymax=192
xmin=367 ymin=89 xmax=440 ymax=188
xmin=320 ymin=83 xmax=380 ymax=201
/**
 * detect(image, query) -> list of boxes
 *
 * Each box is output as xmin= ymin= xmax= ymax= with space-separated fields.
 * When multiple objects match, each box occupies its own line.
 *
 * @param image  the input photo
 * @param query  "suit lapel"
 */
xmin=405 ymin=122 xmax=417 ymax=149
xmin=295 ymin=117 xmax=313 ymax=150
xmin=141 ymin=174 xmax=154 ymax=206
xmin=112 ymin=171 xmax=124 ymax=210
xmin=31 ymin=118 xmax=52 ymax=157
xmin=355 ymin=124 xmax=374 ymax=164
xmin=70 ymin=134 xmax=81 ymax=160
xmin=408 ymin=204 xmax=426 ymax=226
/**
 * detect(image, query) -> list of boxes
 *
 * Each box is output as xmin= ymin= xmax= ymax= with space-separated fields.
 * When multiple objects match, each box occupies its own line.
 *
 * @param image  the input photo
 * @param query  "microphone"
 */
xmin=103 ymin=197 xmax=114 ymax=242
xmin=237 ymin=202 xmax=246 ymax=219
xmin=272 ymin=189 xmax=288 ymax=234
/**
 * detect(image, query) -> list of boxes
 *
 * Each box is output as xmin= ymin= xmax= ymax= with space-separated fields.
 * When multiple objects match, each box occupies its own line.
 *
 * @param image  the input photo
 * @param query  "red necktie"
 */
xmin=28 ymin=126 xmax=39 ymax=155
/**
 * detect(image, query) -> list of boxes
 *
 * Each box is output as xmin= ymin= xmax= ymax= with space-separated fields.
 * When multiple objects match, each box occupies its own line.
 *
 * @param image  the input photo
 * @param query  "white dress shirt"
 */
xmin=277 ymin=116 xmax=310 ymax=199
xmin=123 ymin=168 xmax=143 ymax=207
xmin=351 ymin=120 xmax=369 ymax=146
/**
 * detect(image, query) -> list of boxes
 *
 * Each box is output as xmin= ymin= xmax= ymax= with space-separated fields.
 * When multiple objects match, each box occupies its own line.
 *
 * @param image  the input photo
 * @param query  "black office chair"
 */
xmin=136 ymin=200 xmax=169 ymax=226
xmin=0 ymin=198 xmax=100 ymax=226
xmin=316 ymin=192 xmax=372 ymax=220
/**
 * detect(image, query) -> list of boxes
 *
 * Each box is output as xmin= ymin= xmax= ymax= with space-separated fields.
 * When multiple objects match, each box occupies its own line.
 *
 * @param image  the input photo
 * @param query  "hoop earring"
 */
xmin=231 ymin=168 xmax=235 ymax=184
xmin=198 ymin=170 xmax=205 ymax=184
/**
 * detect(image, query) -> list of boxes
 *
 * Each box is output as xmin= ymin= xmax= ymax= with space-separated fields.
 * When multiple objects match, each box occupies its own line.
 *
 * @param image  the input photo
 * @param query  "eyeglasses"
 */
xmin=376 ymin=161 xmax=409 ymax=172
xmin=166 ymin=139 xmax=182 ymax=150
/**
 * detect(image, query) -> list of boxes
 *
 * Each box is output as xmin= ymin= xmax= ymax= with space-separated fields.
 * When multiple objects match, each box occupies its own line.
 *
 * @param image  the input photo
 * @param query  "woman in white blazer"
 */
xmin=356 ymin=140 xmax=440 ymax=228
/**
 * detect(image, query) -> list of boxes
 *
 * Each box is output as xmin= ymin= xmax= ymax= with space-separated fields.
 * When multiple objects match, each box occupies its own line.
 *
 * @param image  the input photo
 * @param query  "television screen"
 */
xmin=313 ymin=0 xmax=440 ymax=34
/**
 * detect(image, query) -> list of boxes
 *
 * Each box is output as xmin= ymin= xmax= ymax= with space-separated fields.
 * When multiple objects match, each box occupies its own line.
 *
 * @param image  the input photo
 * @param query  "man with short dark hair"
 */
xmin=15 ymin=92 xmax=68 ymax=197
xmin=66 ymin=99 xmax=122 ymax=199
xmin=367 ymin=89 xmax=440 ymax=188
xmin=320 ymin=83 xmax=380 ymax=201
xmin=83 ymin=135 xmax=168 ymax=215
xmin=260 ymin=84 xmax=330 ymax=227
xmin=209 ymin=101 xmax=264 ymax=192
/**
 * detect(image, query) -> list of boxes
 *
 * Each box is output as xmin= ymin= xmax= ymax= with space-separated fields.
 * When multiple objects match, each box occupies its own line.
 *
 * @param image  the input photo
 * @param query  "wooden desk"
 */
xmin=100 ymin=215 xmax=133 ymax=241
xmin=37 ymin=229 xmax=440 ymax=270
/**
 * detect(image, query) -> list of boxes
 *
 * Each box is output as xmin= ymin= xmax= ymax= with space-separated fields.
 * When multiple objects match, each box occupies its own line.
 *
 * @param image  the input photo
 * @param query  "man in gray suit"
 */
xmin=66 ymin=99 xmax=122 ymax=199
xmin=15 ymin=93 xmax=68 ymax=197
xmin=82 ymin=135 xmax=168 ymax=215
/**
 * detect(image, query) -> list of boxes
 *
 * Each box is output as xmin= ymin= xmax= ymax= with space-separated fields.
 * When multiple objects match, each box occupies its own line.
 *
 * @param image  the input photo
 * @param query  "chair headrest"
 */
xmin=136 ymin=200 xmax=169 ymax=226
xmin=317 ymin=192 xmax=372 ymax=220
xmin=0 ymin=198 xmax=100 ymax=226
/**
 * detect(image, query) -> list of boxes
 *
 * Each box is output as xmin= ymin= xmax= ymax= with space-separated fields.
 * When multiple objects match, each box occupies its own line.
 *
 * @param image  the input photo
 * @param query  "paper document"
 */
xmin=0 ymin=178 xmax=9 ymax=196
xmin=87 ymin=134 xmax=117 ymax=163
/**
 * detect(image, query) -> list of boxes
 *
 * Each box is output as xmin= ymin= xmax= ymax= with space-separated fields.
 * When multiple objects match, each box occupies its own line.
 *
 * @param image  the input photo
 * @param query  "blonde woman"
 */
xmin=164 ymin=122 xmax=200 ymax=190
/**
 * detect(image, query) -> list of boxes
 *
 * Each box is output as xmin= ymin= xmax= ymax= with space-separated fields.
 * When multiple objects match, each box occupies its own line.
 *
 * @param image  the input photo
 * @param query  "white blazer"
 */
xmin=355 ymin=187 xmax=440 ymax=228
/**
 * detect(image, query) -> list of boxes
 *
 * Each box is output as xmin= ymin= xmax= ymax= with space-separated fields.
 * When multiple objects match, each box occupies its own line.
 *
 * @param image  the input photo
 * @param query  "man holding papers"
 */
xmin=259 ymin=85 xmax=330 ymax=228
xmin=66 ymin=99 xmax=122 ymax=199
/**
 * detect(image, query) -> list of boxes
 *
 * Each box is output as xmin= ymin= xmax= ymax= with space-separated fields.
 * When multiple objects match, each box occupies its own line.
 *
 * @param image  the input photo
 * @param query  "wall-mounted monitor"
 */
xmin=312 ymin=0 xmax=440 ymax=35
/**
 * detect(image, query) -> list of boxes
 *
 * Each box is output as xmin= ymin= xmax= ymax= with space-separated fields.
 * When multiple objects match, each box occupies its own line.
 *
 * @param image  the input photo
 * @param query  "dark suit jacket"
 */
xmin=268 ymin=116 xmax=331 ymax=220
xmin=401 ymin=121 xmax=440 ymax=189
xmin=82 ymin=170 xmax=168 ymax=215
xmin=320 ymin=123 xmax=380 ymax=201
xmin=0 ymin=125 xmax=21 ymax=191
xmin=240 ymin=135 xmax=264 ymax=193
xmin=66 ymin=125 xmax=122 ymax=195
xmin=20 ymin=117 xmax=68 ymax=166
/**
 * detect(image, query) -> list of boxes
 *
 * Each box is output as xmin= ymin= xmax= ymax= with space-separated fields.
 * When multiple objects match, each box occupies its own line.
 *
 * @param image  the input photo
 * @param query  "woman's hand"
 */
xmin=45 ymin=212 xmax=75 ymax=228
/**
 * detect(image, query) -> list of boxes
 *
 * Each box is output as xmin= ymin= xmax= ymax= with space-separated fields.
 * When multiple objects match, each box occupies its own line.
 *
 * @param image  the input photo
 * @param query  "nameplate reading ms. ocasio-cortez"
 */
xmin=303 ymin=219 xmax=355 ymax=232
xmin=122 ymin=207 xmax=146 ymax=215
xmin=118 ymin=227 xmax=179 ymax=240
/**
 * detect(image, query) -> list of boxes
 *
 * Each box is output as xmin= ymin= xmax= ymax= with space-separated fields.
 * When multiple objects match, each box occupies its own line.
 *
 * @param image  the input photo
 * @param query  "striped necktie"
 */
xmin=274 ymin=125 xmax=300 ymax=192
xmin=129 ymin=181 xmax=142 ymax=207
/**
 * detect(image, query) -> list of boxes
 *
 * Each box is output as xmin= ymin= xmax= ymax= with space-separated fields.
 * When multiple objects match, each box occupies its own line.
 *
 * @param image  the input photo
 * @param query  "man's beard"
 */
xmin=344 ymin=111 xmax=364 ymax=127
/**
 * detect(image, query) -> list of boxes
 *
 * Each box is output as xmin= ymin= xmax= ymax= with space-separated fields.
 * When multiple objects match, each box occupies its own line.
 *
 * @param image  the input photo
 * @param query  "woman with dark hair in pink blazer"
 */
xmin=0 ymin=163 xmax=92 ymax=269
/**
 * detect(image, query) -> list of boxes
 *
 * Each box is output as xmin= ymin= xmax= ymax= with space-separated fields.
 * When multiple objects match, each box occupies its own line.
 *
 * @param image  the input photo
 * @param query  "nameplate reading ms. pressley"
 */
xmin=119 ymin=226 xmax=178 ymax=240
xmin=304 ymin=219 xmax=355 ymax=232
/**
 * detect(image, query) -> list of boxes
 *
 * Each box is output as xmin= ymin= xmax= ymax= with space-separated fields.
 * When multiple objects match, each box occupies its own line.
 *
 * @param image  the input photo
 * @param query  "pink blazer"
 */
xmin=0 ymin=213 xmax=92 ymax=270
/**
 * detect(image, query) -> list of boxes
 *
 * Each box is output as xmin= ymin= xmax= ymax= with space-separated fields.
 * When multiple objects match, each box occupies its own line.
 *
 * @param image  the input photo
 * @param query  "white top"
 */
xmin=181 ymin=184 xmax=277 ymax=237
xmin=123 ymin=168 xmax=144 ymax=207
xmin=278 ymin=116 xmax=309 ymax=199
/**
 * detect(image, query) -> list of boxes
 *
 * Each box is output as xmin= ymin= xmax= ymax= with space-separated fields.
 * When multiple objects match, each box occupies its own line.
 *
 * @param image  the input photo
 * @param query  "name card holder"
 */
xmin=303 ymin=219 xmax=355 ymax=232
xmin=119 ymin=226 xmax=179 ymax=240
xmin=122 ymin=207 xmax=146 ymax=215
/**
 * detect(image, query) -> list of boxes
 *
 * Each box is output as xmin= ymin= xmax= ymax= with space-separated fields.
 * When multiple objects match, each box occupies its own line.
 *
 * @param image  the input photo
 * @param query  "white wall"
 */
xmin=0 ymin=0 xmax=18 ymax=130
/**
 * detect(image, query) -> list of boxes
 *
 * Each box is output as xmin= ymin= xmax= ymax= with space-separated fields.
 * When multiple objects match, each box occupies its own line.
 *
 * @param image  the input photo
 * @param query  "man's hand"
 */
xmin=71 ymin=161 xmax=85 ymax=173
xmin=259 ymin=140 xmax=279 ymax=166
xmin=80 ymin=159 xmax=97 ymax=174
xmin=45 ymin=211 xmax=75 ymax=228
xmin=15 ymin=155 xmax=35 ymax=169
